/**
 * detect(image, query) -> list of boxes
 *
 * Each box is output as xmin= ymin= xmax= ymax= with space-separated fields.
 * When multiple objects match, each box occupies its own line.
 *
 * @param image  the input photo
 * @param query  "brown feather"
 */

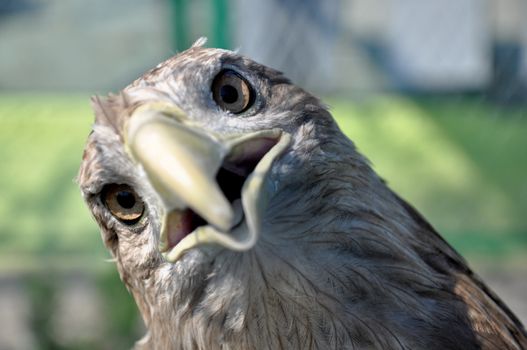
xmin=78 ymin=46 xmax=527 ymax=350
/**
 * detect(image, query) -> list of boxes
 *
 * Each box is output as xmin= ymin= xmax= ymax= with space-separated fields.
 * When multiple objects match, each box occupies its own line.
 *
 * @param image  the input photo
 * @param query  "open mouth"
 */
xmin=125 ymin=102 xmax=292 ymax=262
xmin=160 ymin=136 xmax=280 ymax=253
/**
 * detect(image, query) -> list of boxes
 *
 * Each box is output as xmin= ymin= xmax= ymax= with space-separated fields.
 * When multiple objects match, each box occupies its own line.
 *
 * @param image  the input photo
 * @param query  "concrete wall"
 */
xmin=1 ymin=0 xmax=526 ymax=95
xmin=0 ymin=0 xmax=170 ymax=92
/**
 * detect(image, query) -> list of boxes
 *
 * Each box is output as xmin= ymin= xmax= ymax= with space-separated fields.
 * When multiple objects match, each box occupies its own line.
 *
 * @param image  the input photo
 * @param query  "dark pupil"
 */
xmin=220 ymin=84 xmax=239 ymax=104
xmin=116 ymin=191 xmax=136 ymax=209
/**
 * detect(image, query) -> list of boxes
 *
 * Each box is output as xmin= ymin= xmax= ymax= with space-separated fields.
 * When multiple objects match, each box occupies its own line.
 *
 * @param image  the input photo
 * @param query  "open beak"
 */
xmin=124 ymin=102 xmax=291 ymax=262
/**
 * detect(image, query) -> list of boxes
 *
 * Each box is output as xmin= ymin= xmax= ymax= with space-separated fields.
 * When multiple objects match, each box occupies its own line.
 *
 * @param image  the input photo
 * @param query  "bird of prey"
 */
xmin=78 ymin=39 xmax=527 ymax=349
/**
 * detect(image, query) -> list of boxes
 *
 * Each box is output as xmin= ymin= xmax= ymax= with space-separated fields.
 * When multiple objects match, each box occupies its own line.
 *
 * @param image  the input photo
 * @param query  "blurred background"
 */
xmin=1 ymin=0 xmax=526 ymax=348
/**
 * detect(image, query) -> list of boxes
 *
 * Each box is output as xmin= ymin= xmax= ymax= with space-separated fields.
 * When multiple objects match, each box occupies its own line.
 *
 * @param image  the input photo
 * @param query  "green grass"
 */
xmin=0 ymin=94 xmax=106 ymax=268
xmin=329 ymin=97 xmax=527 ymax=230
xmin=328 ymin=96 xmax=527 ymax=258
xmin=0 ymin=93 xmax=526 ymax=268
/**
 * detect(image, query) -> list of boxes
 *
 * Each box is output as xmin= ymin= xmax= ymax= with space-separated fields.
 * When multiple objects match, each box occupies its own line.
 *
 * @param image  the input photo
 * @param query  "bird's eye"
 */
xmin=102 ymin=184 xmax=144 ymax=225
xmin=212 ymin=69 xmax=254 ymax=114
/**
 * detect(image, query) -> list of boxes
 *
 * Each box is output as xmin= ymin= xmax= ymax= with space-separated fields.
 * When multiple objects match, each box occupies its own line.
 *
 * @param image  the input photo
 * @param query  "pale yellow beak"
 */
xmin=124 ymin=102 xmax=291 ymax=261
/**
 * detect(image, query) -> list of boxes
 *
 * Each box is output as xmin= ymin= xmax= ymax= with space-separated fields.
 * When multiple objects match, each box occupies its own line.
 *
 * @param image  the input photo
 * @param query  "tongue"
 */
xmin=165 ymin=209 xmax=195 ymax=250
xmin=163 ymin=200 xmax=244 ymax=253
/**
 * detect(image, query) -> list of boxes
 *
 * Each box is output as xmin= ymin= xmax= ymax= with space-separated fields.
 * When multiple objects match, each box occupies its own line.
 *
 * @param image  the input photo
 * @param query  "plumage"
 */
xmin=78 ymin=41 xmax=527 ymax=349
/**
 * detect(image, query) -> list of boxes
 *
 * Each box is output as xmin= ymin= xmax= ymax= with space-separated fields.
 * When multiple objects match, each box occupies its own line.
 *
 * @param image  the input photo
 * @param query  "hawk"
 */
xmin=78 ymin=39 xmax=527 ymax=349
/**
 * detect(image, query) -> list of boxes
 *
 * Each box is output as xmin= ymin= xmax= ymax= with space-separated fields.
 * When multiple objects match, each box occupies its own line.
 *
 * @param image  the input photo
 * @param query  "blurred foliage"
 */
xmin=28 ymin=275 xmax=59 ymax=350
xmin=95 ymin=269 xmax=143 ymax=348
xmin=0 ymin=93 xmax=526 ymax=267
xmin=329 ymin=96 xmax=527 ymax=257
xmin=0 ymin=93 xmax=526 ymax=348
xmin=0 ymin=94 xmax=103 ymax=267
xmin=25 ymin=269 xmax=140 ymax=350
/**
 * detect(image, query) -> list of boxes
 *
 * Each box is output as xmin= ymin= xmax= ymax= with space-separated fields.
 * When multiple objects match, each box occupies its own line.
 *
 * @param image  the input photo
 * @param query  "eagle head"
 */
xmin=78 ymin=40 xmax=527 ymax=349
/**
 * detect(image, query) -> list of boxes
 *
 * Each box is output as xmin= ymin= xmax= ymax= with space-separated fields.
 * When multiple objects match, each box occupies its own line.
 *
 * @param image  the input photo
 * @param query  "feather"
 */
xmin=78 ymin=46 xmax=527 ymax=350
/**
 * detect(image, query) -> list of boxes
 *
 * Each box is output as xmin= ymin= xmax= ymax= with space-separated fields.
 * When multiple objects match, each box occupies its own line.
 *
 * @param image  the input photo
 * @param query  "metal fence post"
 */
xmin=212 ymin=0 xmax=230 ymax=49
xmin=170 ymin=0 xmax=189 ymax=52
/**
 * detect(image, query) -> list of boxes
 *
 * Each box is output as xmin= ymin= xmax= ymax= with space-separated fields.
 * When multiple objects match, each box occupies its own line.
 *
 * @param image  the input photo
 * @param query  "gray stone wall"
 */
xmin=1 ymin=0 xmax=526 ymax=94
xmin=0 ymin=0 xmax=170 ymax=91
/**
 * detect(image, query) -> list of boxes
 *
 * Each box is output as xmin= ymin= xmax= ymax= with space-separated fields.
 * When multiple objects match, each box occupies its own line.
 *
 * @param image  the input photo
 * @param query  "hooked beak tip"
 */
xmin=124 ymin=102 xmax=292 ymax=261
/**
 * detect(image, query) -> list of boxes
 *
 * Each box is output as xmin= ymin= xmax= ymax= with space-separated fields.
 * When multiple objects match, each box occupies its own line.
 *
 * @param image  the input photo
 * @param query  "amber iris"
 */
xmin=103 ymin=184 xmax=144 ymax=224
xmin=212 ymin=70 xmax=254 ymax=114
